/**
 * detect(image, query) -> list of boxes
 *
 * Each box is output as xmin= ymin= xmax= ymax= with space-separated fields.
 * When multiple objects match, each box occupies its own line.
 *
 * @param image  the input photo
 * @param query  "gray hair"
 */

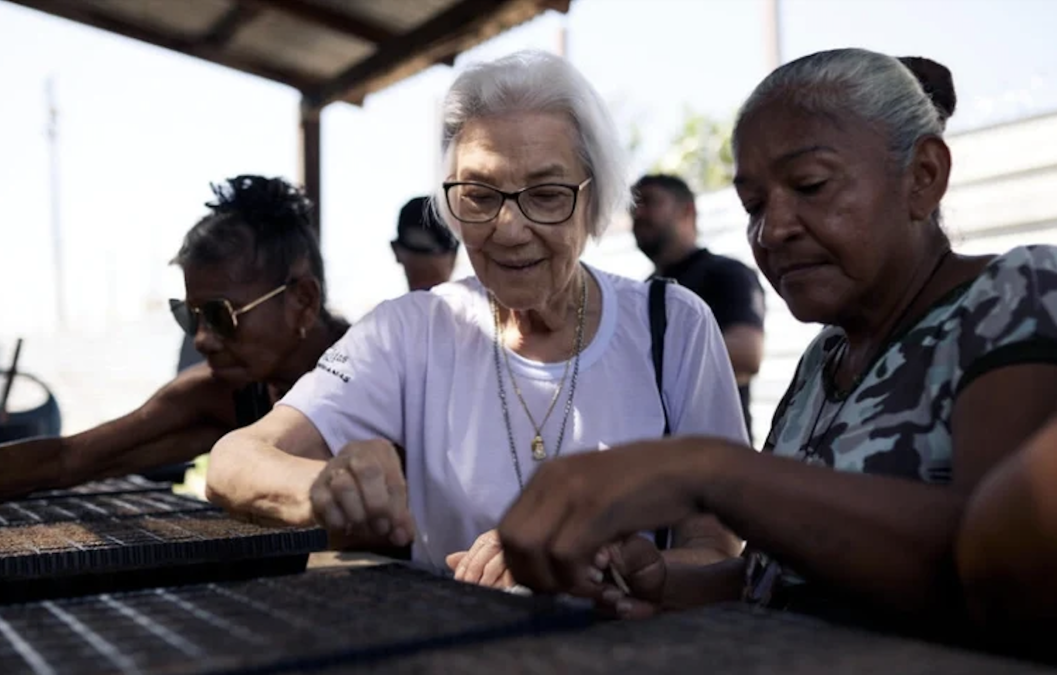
xmin=734 ymin=48 xmax=957 ymax=169
xmin=434 ymin=50 xmax=631 ymax=239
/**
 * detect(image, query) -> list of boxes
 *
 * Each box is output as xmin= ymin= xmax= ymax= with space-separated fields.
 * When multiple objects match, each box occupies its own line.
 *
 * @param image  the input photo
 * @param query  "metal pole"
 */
xmin=299 ymin=96 xmax=322 ymax=241
xmin=555 ymin=13 xmax=568 ymax=58
xmin=46 ymin=77 xmax=66 ymax=330
xmin=763 ymin=0 xmax=782 ymax=71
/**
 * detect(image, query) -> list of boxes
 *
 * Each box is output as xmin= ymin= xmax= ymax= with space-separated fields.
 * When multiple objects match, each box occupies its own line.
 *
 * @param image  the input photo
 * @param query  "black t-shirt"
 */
xmin=657 ymin=248 xmax=765 ymax=332
xmin=654 ymin=248 xmax=765 ymax=442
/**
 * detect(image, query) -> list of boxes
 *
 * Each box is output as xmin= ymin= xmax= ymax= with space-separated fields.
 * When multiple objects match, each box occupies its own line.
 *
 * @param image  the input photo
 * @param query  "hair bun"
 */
xmin=206 ymin=175 xmax=314 ymax=234
xmin=897 ymin=56 xmax=957 ymax=122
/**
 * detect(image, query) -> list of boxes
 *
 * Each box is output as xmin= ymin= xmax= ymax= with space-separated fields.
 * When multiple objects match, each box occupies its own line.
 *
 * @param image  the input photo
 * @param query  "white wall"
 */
xmin=586 ymin=112 xmax=1057 ymax=444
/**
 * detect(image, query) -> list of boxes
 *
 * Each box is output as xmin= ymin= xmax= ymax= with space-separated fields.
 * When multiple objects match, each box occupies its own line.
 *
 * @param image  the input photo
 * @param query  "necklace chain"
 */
xmin=501 ymin=331 xmax=572 ymax=460
xmin=800 ymin=249 xmax=951 ymax=460
xmin=491 ymin=270 xmax=587 ymax=488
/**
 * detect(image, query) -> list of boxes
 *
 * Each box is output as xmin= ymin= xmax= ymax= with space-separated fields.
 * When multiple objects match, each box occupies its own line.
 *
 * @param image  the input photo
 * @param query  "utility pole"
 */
xmin=46 ymin=77 xmax=66 ymax=330
xmin=555 ymin=13 xmax=568 ymax=58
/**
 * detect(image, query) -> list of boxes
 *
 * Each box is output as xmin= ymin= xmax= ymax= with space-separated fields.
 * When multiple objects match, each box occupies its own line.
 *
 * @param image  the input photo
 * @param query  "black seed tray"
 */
xmin=334 ymin=602 xmax=1054 ymax=675
xmin=0 ymin=564 xmax=592 ymax=675
xmin=21 ymin=476 xmax=174 ymax=500
xmin=0 ymin=512 xmax=328 ymax=603
xmin=0 ymin=491 xmax=215 ymax=527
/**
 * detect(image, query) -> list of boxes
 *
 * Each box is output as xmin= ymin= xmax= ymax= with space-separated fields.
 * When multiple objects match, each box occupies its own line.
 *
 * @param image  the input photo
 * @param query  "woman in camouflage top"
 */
xmin=497 ymin=49 xmax=1057 ymax=631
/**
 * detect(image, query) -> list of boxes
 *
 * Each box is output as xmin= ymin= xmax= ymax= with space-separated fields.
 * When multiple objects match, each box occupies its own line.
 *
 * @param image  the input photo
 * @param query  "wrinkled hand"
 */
xmin=499 ymin=437 xmax=710 ymax=593
xmin=309 ymin=438 xmax=415 ymax=548
xmin=445 ymin=530 xmax=516 ymax=589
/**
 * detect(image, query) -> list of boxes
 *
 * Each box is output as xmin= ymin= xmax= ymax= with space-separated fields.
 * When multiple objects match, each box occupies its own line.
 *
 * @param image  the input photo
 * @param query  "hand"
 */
xmin=594 ymin=536 xmax=667 ymax=619
xmin=499 ymin=437 xmax=724 ymax=593
xmin=309 ymin=438 xmax=415 ymax=548
xmin=445 ymin=530 xmax=516 ymax=589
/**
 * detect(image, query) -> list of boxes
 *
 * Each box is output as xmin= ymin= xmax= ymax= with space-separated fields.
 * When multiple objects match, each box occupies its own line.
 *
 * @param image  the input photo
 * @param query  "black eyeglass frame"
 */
xmin=442 ymin=177 xmax=593 ymax=225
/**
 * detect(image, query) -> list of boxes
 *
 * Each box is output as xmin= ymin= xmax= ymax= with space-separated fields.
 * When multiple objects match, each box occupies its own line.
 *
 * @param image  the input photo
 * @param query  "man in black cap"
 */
xmin=392 ymin=196 xmax=460 ymax=292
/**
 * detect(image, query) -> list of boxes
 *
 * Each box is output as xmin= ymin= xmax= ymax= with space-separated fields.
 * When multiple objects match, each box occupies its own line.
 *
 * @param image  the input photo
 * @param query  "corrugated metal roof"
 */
xmin=4 ymin=0 xmax=571 ymax=107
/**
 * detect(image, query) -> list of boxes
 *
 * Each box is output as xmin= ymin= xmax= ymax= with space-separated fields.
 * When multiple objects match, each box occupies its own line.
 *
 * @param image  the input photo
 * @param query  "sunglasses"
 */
xmin=169 ymin=283 xmax=289 ymax=340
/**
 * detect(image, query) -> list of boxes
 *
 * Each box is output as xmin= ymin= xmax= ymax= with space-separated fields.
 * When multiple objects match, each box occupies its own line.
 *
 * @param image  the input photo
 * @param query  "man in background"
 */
xmin=632 ymin=174 xmax=766 ymax=443
xmin=392 ymin=196 xmax=460 ymax=291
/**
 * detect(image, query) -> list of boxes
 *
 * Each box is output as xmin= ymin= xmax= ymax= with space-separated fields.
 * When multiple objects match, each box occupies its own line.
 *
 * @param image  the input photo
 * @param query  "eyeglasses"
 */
xmin=442 ymin=177 xmax=592 ymax=225
xmin=169 ymin=283 xmax=289 ymax=340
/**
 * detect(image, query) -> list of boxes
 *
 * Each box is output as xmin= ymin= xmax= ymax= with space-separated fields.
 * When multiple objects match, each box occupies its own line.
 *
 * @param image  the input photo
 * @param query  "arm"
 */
xmin=500 ymin=364 xmax=1057 ymax=615
xmin=722 ymin=324 xmax=764 ymax=385
xmin=0 ymin=364 xmax=234 ymax=500
xmin=692 ymin=261 xmax=766 ymax=386
xmin=207 ymin=408 xmax=415 ymax=550
xmin=206 ymin=405 xmax=331 ymax=526
xmin=663 ymin=287 xmax=749 ymax=565
xmin=956 ymin=413 xmax=1057 ymax=632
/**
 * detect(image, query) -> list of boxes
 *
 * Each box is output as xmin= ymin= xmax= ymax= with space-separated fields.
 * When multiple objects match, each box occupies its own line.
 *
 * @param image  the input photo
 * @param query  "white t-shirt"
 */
xmin=280 ymin=265 xmax=747 ymax=568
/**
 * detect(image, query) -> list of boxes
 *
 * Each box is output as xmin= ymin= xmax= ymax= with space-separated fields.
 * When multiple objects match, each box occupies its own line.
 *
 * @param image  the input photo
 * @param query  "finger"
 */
xmin=446 ymin=551 xmax=467 ymax=571
xmin=547 ymin=504 xmax=617 ymax=591
xmin=479 ymin=550 xmax=510 ymax=588
xmin=499 ymin=569 xmax=516 ymax=590
xmin=498 ymin=468 xmax=574 ymax=593
xmin=612 ymin=536 xmax=666 ymax=605
xmin=378 ymin=445 xmax=414 ymax=540
xmin=309 ymin=479 xmax=347 ymax=533
xmin=597 ymin=591 xmax=658 ymax=620
xmin=455 ymin=535 xmax=499 ymax=584
xmin=329 ymin=470 xmax=369 ymax=530
xmin=385 ymin=471 xmax=414 ymax=547
xmin=349 ymin=454 xmax=393 ymax=534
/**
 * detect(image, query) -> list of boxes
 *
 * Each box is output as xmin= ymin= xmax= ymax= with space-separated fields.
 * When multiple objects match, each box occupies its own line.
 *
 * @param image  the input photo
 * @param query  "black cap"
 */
xmin=393 ymin=196 xmax=460 ymax=255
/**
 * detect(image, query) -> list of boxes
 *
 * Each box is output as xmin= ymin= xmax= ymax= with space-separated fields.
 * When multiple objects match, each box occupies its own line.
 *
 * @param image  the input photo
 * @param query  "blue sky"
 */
xmin=1 ymin=0 xmax=1055 ymax=333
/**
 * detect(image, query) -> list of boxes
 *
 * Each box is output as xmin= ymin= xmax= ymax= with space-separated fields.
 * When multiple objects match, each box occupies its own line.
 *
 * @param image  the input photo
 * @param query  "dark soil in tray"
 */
xmin=0 ymin=491 xmax=214 ymax=527
xmin=0 ymin=564 xmax=592 ymax=675
xmin=21 ymin=476 xmax=174 ymax=500
xmin=0 ymin=512 xmax=328 ymax=603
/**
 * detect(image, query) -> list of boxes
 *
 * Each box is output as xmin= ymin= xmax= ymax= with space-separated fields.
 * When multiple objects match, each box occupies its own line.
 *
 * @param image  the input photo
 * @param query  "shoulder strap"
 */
xmin=649 ymin=277 xmax=674 ymax=550
xmin=649 ymin=277 xmax=673 ymax=435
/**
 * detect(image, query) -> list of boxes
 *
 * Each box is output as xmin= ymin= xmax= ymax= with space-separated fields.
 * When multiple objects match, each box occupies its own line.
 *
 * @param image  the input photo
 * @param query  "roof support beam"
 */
xmin=306 ymin=0 xmax=517 ymax=108
xmin=237 ymin=0 xmax=395 ymax=44
xmin=201 ymin=4 xmax=260 ymax=49
xmin=5 ymin=0 xmax=316 ymax=91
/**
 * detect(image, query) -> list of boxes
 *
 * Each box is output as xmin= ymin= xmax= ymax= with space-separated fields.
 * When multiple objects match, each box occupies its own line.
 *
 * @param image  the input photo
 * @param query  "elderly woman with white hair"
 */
xmin=206 ymin=50 xmax=748 ymax=583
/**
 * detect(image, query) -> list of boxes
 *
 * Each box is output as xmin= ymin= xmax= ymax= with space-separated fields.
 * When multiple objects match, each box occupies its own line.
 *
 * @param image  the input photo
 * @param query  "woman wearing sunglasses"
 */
xmin=0 ymin=175 xmax=348 ymax=500
xmin=206 ymin=51 xmax=749 ymax=585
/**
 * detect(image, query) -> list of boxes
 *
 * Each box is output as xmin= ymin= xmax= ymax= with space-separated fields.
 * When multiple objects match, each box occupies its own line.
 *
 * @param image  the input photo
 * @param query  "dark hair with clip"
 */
xmin=172 ymin=175 xmax=328 ymax=306
xmin=898 ymin=56 xmax=958 ymax=123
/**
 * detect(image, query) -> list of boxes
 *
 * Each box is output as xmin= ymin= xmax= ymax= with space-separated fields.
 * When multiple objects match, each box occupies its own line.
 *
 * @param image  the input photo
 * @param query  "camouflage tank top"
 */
xmin=745 ymin=245 xmax=1057 ymax=608
xmin=764 ymin=244 xmax=1057 ymax=478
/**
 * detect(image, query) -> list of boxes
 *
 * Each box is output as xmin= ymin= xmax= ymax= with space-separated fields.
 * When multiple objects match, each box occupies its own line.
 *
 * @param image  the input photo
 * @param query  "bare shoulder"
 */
xmin=153 ymin=364 xmax=239 ymax=427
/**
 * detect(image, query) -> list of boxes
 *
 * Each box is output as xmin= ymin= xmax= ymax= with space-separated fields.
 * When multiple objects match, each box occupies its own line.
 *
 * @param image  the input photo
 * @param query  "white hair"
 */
xmin=433 ymin=50 xmax=630 ymax=239
xmin=734 ymin=48 xmax=957 ymax=227
xmin=735 ymin=48 xmax=955 ymax=167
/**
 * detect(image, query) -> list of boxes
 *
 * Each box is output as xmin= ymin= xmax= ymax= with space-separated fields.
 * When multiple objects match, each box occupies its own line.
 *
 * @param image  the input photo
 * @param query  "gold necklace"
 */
xmin=490 ymin=271 xmax=587 ymax=462
xmin=502 ymin=339 xmax=572 ymax=460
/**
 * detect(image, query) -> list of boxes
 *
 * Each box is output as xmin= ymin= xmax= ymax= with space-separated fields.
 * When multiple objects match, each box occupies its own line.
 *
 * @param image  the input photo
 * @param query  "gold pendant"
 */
xmin=531 ymin=435 xmax=547 ymax=461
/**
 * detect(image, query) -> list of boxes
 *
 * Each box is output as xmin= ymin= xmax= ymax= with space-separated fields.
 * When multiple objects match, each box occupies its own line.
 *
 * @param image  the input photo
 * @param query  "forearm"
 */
xmin=956 ymin=438 xmax=1057 ymax=629
xmin=661 ymin=557 xmax=746 ymax=611
xmin=0 ymin=438 xmax=65 ymax=500
xmin=64 ymin=425 xmax=226 ymax=486
xmin=206 ymin=433 xmax=326 ymax=527
xmin=687 ymin=439 xmax=965 ymax=613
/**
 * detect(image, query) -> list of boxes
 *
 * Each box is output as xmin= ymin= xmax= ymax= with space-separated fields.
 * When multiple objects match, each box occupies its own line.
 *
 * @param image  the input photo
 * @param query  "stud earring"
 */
xmin=299 ymin=326 xmax=307 ymax=340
